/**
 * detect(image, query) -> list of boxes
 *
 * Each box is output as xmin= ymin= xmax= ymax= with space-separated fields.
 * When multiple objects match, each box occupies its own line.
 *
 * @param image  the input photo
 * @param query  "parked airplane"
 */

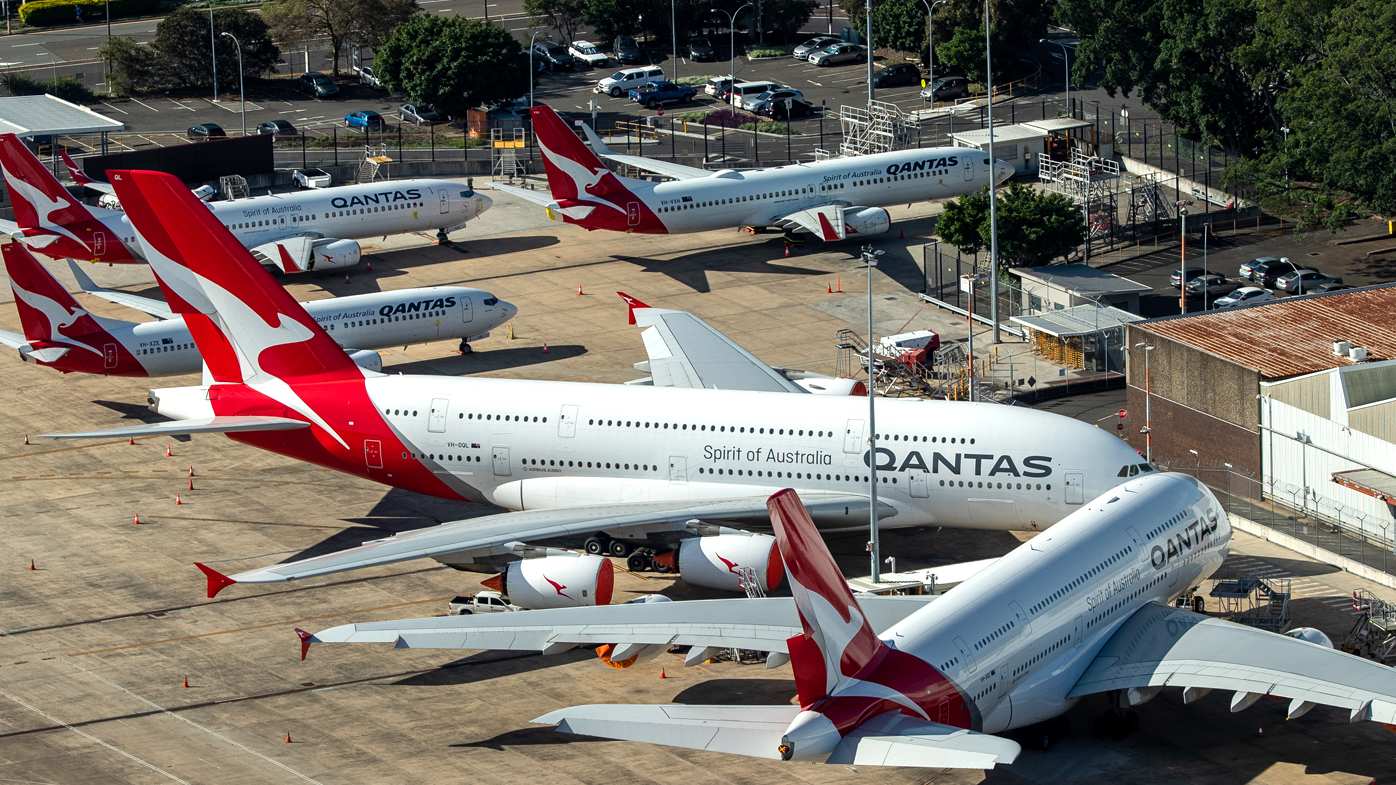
xmin=308 ymin=476 xmax=1396 ymax=770
xmin=0 ymin=134 xmax=491 ymax=272
xmin=46 ymin=169 xmax=1142 ymax=600
xmin=0 ymin=243 xmax=514 ymax=376
xmin=492 ymin=104 xmax=1014 ymax=240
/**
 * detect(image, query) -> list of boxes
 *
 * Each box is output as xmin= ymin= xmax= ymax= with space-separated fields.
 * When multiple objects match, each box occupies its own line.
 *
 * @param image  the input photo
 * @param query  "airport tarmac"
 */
xmin=2 ymin=190 xmax=1396 ymax=784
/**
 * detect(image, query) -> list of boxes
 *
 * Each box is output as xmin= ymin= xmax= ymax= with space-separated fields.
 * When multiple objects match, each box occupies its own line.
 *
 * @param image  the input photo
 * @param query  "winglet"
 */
xmin=194 ymin=562 xmax=237 ymax=598
xmin=816 ymin=211 xmax=842 ymax=242
xmin=65 ymin=258 xmax=99 ymax=293
xmin=295 ymin=628 xmax=314 ymax=661
xmin=60 ymin=149 xmax=97 ymax=186
xmin=617 ymin=292 xmax=650 ymax=325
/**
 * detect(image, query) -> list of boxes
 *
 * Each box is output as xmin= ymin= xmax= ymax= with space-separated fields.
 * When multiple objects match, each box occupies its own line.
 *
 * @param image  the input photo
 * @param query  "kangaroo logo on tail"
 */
xmin=0 ymin=135 xmax=138 ymax=263
xmin=528 ymin=106 xmax=666 ymax=234
xmin=4 ymin=243 xmax=102 ymax=353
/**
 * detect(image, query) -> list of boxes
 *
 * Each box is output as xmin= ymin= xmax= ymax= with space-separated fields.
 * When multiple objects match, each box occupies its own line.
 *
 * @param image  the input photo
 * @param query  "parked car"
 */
xmin=614 ymin=35 xmax=643 ymax=64
xmin=298 ymin=71 xmax=340 ymax=99
xmin=808 ymin=43 xmax=867 ymax=66
xmin=358 ymin=65 xmax=384 ymax=90
xmin=187 ymin=123 xmax=225 ymax=140
xmin=760 ymin=97 xmax=815 ymax=120
xmin=1238 ymin=256 xmax=1279 ymax=280
xmin=1277 ymin=269 xmax=1343 ymax=294
xmin=727 ymin=80 xmax=779 ymax=107
xmin=400 ymin=103 xmax=443 ymax=124
xmin=293 ymin=168 xmax=332 ymax=189
xmin=1309 ymin=282 xmax=1352 ymax=293
xmin=532 ymin=41 xmax=575 ymax=71
xmin=741 ymin=87 xmax=804 ymax=113
xmin=1170 ymin=267 xmax=1207 ymax=288
xmin=569 ymin=40 xmax=609 ymax=67
xmin=596 ymin=66 xmax=665 ymax=97
xmin=871 ymin=62 xmax=921 ymax=88
xmin=629 ymin=80 xmax=696 ymax=108
xmin=1183 ymin=274 xmax=1235 ymax=298
xmin=1250 ymin=257 xmax=1304 ymax=288
xmin=1213 ymin=286 xmax=1276 ymax=308
xmin=920 ymin=76 xmax=969 ymax=101
xmin=793 ymin=36 xmax=839 ymax=60
xmin=687 ymin=36 xmax=715 ymax=61
xmin=447 ymin=591 xmax=523 ymax=615
xmin=255 ymin=120 xmax=296 ymax=136
xmin=704 ymin=76 xmax=734 ymax=99
xmin=345 ymin=110 xmax=385 ymax=130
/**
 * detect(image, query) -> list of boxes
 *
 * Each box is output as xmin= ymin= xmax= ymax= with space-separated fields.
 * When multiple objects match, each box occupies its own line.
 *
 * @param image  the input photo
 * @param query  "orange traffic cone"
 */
xmin=285 ymin=732 xmax=292 ymax=743
xmin=826 ymin=283 xmax=832 ymax=293
xmin=577 ymin=285 xmax=584 ymax=295
xmin=188 ymin=478 xmax=194 ymax=491
xmin=365 ymin=261 xmax=372 ymax=271
xmin=1257 ymin=727 xmax=1264 ymax=737
xmin=165 ymin=445 xmax=172 ymax=457
xmin=344 ymin=274 xmax=350 ymax=284
xmin=174 ymin=494 xmax=182 ymax=505
xmin=133 ymin=513 xmax=140 ymax=524
xmin=784 ymin=245 xmax=790 ymax=258
xmin=29 ymin=559 xmax=35 ymax=570
xmin=129 ymin=437 xmax=135 ymax=445
xmin=188 ymin=466 xmax=195 ymax=477
xmin=837 ymin=277 xmax=842 ymax=292
xmin=182 ymin=676 xmax=189 ymax=688
xmin=542 ymin=343 xmax=549 ymax=354
xmin=659 ymin=668 xmax=666 ymax=679
xmin=23 ymin=434 xmax=29 ymax=445
xmin=899 ymin=228 xmax=905 ymax=239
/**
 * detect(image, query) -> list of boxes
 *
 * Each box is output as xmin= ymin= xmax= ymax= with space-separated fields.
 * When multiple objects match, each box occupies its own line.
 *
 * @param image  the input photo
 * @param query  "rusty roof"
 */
xmin=1139 ymin=284 xmax=1396 ymax=380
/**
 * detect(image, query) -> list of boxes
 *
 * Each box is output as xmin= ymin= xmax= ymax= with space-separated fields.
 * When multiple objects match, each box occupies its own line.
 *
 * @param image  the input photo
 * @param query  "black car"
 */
xmin=532 ymin=41 xmax=575 ymax=71
xmin=871 ymin=63 xmax=921 ymax=88
xmin=187 ymin=123 xmax=226 ymax=140
xmin=256 ymin=120 xmax=296 ymax=135
xmin=761 ymin=98 xmax=815 ymax=120
xmin=1170 ymin=267 xmax=1207 ymax=288
xmin=615 ymin=36 xmax=643 ymax=64
xmin=687 ymin=36 xmax=715 ymax=61
xmin=1251 ymin=258 xmax=1304 ymax=288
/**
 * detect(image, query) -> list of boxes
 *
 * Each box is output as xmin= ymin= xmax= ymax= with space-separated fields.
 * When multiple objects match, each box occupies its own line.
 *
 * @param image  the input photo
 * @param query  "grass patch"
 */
xmin=746 ymin=44 xmax=796 ymax=58
xmin=738 ymin=120 xmax=797 ymax=135
xmin=677 ymin=108 xmax=714 ymax=123
xmin=675 ymin=75 xmax=712 ymax=86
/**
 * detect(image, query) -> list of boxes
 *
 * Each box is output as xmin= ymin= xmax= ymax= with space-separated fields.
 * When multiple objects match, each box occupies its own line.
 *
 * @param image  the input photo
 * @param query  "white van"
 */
xmin=596 ymin=66 xmax=665 ymax=97
xmin=729 ymin=80 xmax=779 ymax=106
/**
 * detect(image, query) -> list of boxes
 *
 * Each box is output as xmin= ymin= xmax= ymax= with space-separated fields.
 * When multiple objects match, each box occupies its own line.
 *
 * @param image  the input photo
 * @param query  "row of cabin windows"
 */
xmin=1029 ymin=545 xmax=1136 ymax=615
xmin=975 ymin=619 xmax=1016 ymax=650
xmin=337 ymin=310 xmax=446 ymax=330
xmin=137 ymin=342 xmax=192 ymax=355
xmin=939 ymin=656 xmax=961 ymax=670
xmin=224 ymin=201 xmax=423 ymax=231
xmin=1015 ymin=634 xmax=1071 ymax=677
xmin=526 ymin=459 xmax=657 ymax=471
xmin=659 ymin=188 xmax=815 ymax=212
xmin=587 ymin=420 xmax=835 ymax=437
xmin=406 ymin=452 xmax=482 ymax=463
xmin=1086 ymin=575 xmax=1165 ymax=630
xmin=942 ymin=480 xmax=1049 ymax=490
xmin=698 ymin=468 xmax=888 ymax=484
xmin=1147 ymin=511 xmax=1191 ymax=539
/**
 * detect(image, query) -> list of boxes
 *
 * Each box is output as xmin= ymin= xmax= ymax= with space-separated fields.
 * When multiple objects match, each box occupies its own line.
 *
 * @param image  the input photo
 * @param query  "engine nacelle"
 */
xmin=843 ymin=206 xmax=891 ymax=238
xmin=346 ymin=349 xmax=382 ymax=373
xmin=654 ymin=534 xmax=783 ymax=592
xmin=482 ymin=554 xmax=613 ymax=609
xmin=1283 ymin=627 xmax=1334 ymax=648
xmin=310 ymin=239 xmax=361 ymax=271
xmin=795 ymin=377 xmax=867 ymax=396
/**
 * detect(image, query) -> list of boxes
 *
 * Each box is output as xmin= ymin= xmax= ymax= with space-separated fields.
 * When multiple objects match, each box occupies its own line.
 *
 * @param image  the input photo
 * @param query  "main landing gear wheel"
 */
xmin=436 ymin=230 xmax=450 ymax=246
xmin=607 ymin=539 xmax=632 ymax=558
xmin=457 ymin=340 xmax=473 ymax=355
xmin=626 ymin=550 xmax=652 ymax=572
xmin=584 ymin=535 xmax=609 ymax=555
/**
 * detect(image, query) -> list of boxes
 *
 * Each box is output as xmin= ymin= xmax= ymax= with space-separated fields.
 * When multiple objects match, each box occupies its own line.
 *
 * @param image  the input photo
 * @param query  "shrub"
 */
xmin=746 ymin=44 xmax=797 ymax=58
xmin=675 ymin=75 xmax=711 ymax=86
xmin=677 ymin=108 xmax=712 ymax=122
xmin=700 ymin=107 xmax=759 ymax=128
xmin=739 ymin=120 xmax=796 ymax=134
xmin=0 ymin=73 xmax=95 ymax=104
xmin=20 ymin=0 xmax=159 ymax=26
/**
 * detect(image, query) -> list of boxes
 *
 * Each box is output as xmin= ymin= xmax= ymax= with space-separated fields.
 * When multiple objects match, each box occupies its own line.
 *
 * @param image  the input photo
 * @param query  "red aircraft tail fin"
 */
xmin=531 ymin=105 xmax=634 ymax=202
xmin=59 ymin=149 xmax=99 ymax=186
xmin=0 ymin=134 xmax=101 ymax=230
xmin=2 ymin=243 xmax=113 ymax=342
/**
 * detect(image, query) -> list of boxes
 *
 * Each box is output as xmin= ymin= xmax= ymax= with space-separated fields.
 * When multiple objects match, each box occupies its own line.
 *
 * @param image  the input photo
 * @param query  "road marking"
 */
xmin=807 ymin=80 xmax=823 ymax=86
xmin=129 ymin=97 xmax=159 ymax=112
xmin=166 ymin=98 xmax=195 ymax=111
xmin=99 ymin=101 xmax=128 ymax=115
xmin=10 ymin=43 xmax=42 ymax=48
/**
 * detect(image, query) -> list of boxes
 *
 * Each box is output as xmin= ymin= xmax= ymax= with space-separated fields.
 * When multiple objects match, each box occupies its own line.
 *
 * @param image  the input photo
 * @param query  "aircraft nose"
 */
xmin=995 ymin=161 xmax=1015 ymax=185
xmin=499 ymin=300 xmax=518 ymax=321
xmin=475 ymin=194 xmax=494 ymax=215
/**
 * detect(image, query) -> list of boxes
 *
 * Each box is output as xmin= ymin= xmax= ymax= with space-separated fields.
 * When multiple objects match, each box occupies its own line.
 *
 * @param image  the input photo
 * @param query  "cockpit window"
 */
xmin=483 ymin=297 xmax=498 ymax=306
xmin=1138 ymin=463 xmax=1153 ymax=473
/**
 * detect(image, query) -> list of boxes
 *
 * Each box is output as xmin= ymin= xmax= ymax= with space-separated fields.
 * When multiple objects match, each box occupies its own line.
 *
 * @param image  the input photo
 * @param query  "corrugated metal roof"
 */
xmin=1012 ymin=304 xmax=1144 ymax=337
xmin=1140 ymin=284 xmax=1396 ymax=379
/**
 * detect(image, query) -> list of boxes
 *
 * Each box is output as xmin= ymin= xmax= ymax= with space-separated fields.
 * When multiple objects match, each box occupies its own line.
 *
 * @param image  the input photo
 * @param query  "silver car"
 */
xmin=741 ymin=88 xmax=804 ymax=113
xmin=808 ymin=43 xmax=867 ymax=66
xmin=793 ymin=36 xmax=839 ymax=60
xmin=1277 ymin=269 xmax=1342 ymax=294
xmin=400 ymin=103 xmax=443 ymax=124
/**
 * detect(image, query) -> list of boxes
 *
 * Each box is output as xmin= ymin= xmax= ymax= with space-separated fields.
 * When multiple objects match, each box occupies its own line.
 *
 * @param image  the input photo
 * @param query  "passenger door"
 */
xmin=492 ymin=446 xmax=511 ymax=477
xmin=1064 ymin=471 xmax=1084 ymax=504
xmin=669 ymin=455 xmax=688 ymax=484
xmin=460 ymin=296 xmax=473 ymax=323
xmin=438 ymin=189 xmax=449 ymax=214
xmin=557 ymin=404 xmax=579 ymax=438
xmin=963 ymin=156 xmax=973 ymax=182
xmin=364 ymin=439 xmax=383 ymax=469
xmin=427 ymin=398 xmax=449 ymax=433
xmin=843 ymin=419 xmax=865 ymax=453
xmin=909 ymin=470 xmax=929 ymax=498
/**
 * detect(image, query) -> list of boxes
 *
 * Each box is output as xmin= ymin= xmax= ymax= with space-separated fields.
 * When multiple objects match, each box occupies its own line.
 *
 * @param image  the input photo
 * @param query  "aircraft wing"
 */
xmin=773 ymin=204 xmax=847 ymax=241
xmin=43 ymin=415 xmax=311 ymax=439
xmin=628 ymin=302 xmax=805 ymax=393
xmin=203 ymin=493 xmax=892 ymax=594
xmin=580 ymin=123 xmax=711 ymax=181
xmin=248 ymin=234 xmax=321 ymax=274
xmin=310 ymin=594 xmax=936 ymax=655
xmin=67 ymin=259 xmax=175 ymax=320
xmin=1067 ymin=601 xmax=1396 ymax=722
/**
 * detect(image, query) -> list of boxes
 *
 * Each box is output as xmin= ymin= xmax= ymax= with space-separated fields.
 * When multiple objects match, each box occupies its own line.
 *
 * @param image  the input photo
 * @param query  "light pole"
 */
xmin=1135 ymin=342 xmax=1154 ymax=463
xmin=1202 ymin=224 xmax=1209 ymax=310
xmin=862 ymin=244 xmax=884 ymax=582
xmin=208 ymin=0 xmax=217 ymax=101
xmin=865 ymin=0 xmax=873 ymax=107
xmin=918 ymin=0 xmax=947 ymax=96
xmin=220 ymin=32 xmax=244 ymax=136
xmin=985 ymin=0 xmax=1000 ymax=343
xmin=1178 ymin=204 xmax=1188 ymax=313
xmin=671 ymin=0 xmax=677 ymax=83
xmin=1039 ymin=38 xmax=1076 ymax=117
xmin=711 ymin=4 xmax=752 ymax=96
xmin=1280 ymin=125 xmax=1290 ymax=188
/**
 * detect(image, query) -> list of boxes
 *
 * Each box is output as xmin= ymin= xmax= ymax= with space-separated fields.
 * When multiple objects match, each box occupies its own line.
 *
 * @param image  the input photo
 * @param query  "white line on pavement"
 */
xmin=130 ymin=98 xmax=159 ymax=112
xmin=99 ymin=101 xmax=128 ymax=115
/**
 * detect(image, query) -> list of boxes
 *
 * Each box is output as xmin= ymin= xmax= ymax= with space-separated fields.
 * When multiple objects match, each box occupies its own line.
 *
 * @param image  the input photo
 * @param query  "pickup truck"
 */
xmin=447 ymin=591 xmax=523 ymax=615
xmin=628 ymin=80 xmax=696 ymax=109
xmin=293 ymin=168 xmax=332 ymax=189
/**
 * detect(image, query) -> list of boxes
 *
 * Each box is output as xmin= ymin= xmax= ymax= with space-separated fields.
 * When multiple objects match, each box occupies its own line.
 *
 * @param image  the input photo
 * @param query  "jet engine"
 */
xmin=1283 ymin=627 xmax=1335 ymax=648
xmin=794 ymin=377 xmax=867 ymax=396
xmin=843 ymin=207 xmax=891 ymax=237
xmin=481 ymin=554 xmax=614 ymax=609
xmin=652 ymin=533 xmax=783 ymax=592
xmin=309 ymin=239 xmax=362 ymax=271
xmin=346 ymin=349 xmax=382 ymax=373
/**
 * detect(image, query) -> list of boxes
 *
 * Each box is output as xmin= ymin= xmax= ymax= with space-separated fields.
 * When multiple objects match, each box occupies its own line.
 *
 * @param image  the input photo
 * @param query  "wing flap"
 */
xmin=488 ymin=182 xmax=559 ymax=208
xmin=827 ymin=712 xmax=1019 ymax=768
xmin=774 ymin=204 xmax=845 ymax=240
xmin=43 ymin=415 xmax=310 ymax=439
xmin=534 ymin=704 xmax=800 ymax=759
xmin=67 ymin=259 xmax=175 ymax=320
xmin=1068 ymin=602 xmax=1396 ymax=721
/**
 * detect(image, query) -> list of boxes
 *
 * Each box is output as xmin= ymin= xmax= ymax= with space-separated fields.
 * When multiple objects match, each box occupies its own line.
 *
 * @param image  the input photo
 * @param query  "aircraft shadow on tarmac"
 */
xmin=451 ymin=725 xmax=608 ymax=750
xmin=386 ymin=344 xmax=587 ymax=376
xmin=1213 ymin=554 xmax=1340 ymax=580
xmin=395 ymin=647 xmax=594 ymax=689
xmin=610 ymin=243 xmax=828 ymax=293
xmin=91 ymin=399 xmax=193 ymax=442
xmin=669 ymin=678 xmax=798 ymax=706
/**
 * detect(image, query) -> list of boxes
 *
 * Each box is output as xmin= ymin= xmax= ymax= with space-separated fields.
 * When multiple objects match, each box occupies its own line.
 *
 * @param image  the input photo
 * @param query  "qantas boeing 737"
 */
xmin=0 ymin=134 xmax=491 ymax=273
xmin=0 ymin=242 xmax=515 ymax=376
xmin=493 ymin=104 xmax=1014 ymax=240
xmin=46 ymin=169 xmax=1143 ymax=600
xmin=307 ymin=478 xmax=1396 ymax=771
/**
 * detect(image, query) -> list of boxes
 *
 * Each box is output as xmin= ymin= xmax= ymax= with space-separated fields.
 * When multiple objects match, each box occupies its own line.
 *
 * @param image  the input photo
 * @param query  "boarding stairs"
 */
xmin=219 ymin=174 xmax=249 ymax=201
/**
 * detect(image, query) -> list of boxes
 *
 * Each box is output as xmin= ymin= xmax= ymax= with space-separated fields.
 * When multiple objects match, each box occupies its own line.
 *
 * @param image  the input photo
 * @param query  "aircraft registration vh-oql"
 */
xmin=0 ymin=134 xmax=491 ymax=273
xmin=45 ymin=168 xmax=1144 ymax=603
xmin=493 ymin=104 xmax=1015 ymax=241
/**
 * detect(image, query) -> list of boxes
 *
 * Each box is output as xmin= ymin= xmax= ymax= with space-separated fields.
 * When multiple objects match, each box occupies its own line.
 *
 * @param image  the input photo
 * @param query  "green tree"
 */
xmin=263 ymin=0 xmax=419 ymax=76
xmin=751 ymin=0 xmax=818 ymax=41
xmin=936 ymin=184 xmax=1085 ymax=267
xmin=525 ymin=0 xmax=585 ymax=43
xmin=582 ymin=0 xmax=649 ymax=42
xmin=154 ymin=7 xmax=281 ymax=90
xmin=935 ymin=25 xmax=988 ymax=82
xmin=99 ymin=36 xmax=157 ymax=96
xmin=375 ymin=16 xmax=528 ymax=117
xmin=0 ymin=73 xmax=94 ymax=104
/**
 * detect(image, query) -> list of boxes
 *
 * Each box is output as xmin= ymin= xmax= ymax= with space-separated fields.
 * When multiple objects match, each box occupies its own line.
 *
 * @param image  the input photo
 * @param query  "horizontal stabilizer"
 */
xmin=0 ymin=328 xmax=29 ymax=351
xmin=827 ymin=712 xmax=1020 ymax=768
xmin=534 ymin=704 xmax=800 ymax=760
xmin=67 ymin=259 xmax=175 ymax=320
xmin=43 ymin=415 xmax=310 ymax=439
xmin=488 ymin=182 xmax=557 ymax=208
